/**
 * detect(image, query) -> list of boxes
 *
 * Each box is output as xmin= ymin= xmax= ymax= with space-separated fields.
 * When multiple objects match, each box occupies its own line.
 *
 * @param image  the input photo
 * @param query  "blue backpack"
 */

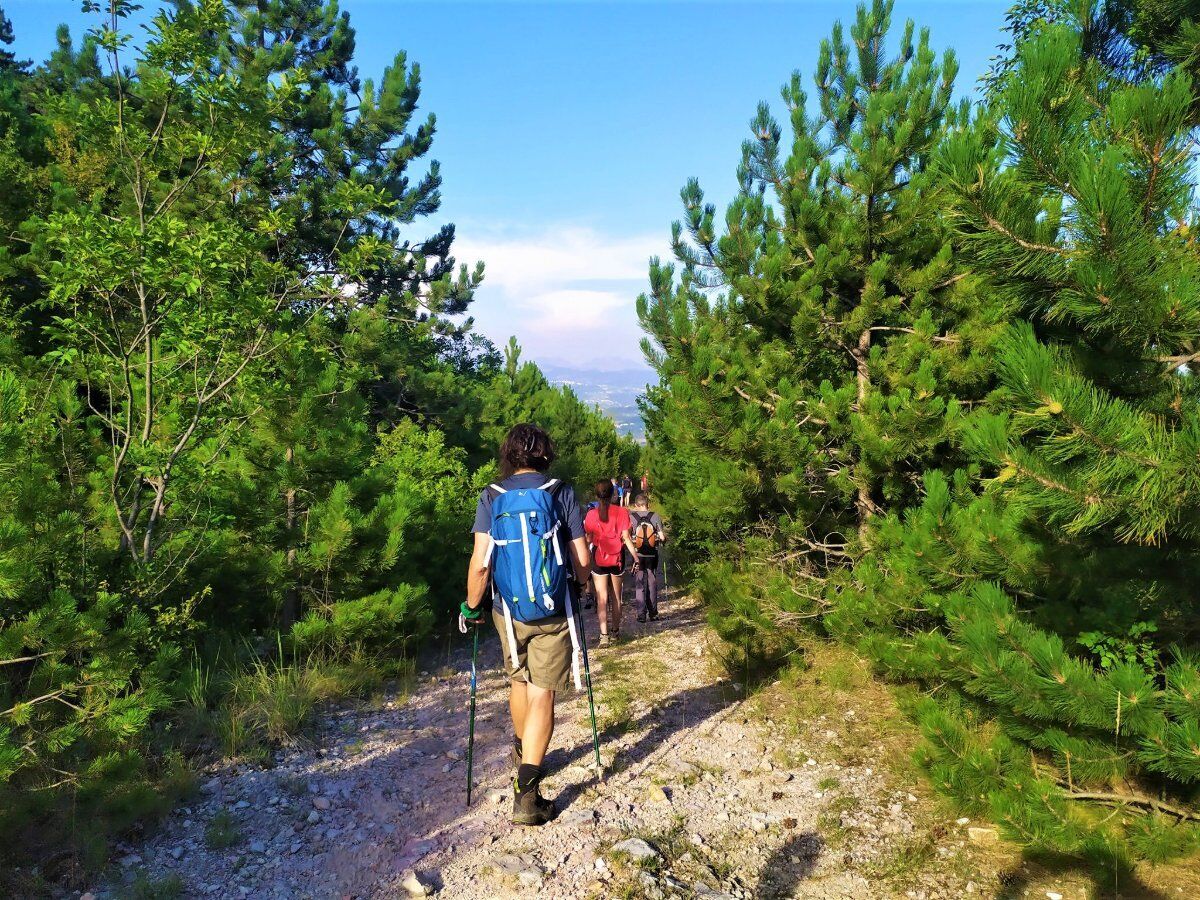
xmin=487 ymin=478 xmax=570 ymax=623
xmin=487 ymin=478 xmax=584 ymax=690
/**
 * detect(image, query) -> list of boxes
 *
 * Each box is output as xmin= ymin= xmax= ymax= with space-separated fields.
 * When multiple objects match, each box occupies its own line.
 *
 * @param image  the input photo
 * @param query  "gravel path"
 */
xmin=91 ymin=589 xmax=1001 ymax=899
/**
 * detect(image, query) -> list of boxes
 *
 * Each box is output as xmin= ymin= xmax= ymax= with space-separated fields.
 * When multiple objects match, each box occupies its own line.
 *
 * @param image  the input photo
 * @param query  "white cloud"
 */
xmin=453 ymin=225 xmax=665 ymax=369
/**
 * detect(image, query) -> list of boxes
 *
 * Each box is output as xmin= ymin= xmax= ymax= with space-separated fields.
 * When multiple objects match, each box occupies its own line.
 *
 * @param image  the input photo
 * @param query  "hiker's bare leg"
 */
xmin=610 ymin=574 xmax=624 ymax=631
xmin=593 ymin=572 xmax=611 ymax=634
xmin=509 ymin=679 xmax=528 ymax=738
xmin=520 ymin=682 xmax=555 ymax=766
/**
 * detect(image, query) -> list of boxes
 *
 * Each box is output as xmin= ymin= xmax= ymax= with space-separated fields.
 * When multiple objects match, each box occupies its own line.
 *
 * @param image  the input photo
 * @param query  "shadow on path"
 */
xmin=300 ymin=587 xmax=728 ymax=897
xmin=754 ymin=830 xmax=824 ymax=899
xmin=994 ymin=857 xmax=1173 ymax=900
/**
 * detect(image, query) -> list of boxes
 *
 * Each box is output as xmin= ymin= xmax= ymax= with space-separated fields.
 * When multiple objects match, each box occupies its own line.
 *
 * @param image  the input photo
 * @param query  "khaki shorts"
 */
xmin=492 ymin=609 xmax=572 ymax=693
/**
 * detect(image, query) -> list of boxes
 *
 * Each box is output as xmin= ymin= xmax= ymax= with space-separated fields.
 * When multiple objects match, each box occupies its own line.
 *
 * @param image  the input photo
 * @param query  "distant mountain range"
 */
xmin=540 ymin=363 xmax=652 ymax=441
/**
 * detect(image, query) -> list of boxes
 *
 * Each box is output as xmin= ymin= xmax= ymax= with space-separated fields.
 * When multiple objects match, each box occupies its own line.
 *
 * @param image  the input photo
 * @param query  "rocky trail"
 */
xmin=88 ymin=589 xmax=1078 ymax=900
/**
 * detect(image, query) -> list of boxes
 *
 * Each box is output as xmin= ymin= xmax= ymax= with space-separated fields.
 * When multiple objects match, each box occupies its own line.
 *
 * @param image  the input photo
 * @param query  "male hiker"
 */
xmin=629 ymin=493 xmax=666 ymax=622
xmin=460 ymin=423 xmax=591 ymax=826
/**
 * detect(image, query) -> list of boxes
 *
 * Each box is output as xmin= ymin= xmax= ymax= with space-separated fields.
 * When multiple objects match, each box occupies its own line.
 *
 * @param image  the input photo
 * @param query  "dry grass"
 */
xmin=745 ymin=638 xmax=1200 ymax=899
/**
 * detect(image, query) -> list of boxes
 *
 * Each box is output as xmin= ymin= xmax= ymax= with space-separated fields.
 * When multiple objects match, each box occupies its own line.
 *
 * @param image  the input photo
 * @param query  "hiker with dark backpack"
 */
xmin=460 ymin=424 xmax=592 ymax=826
xmin=583 ymin=480 xmax=640 ymax=647
xmin=629 ymin=493 xmax=666 ymax=622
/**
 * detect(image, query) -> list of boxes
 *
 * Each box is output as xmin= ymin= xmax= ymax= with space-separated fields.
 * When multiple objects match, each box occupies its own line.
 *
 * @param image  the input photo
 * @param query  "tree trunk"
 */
xmin=281 ymin=445 xmax=298 ymax=630
xmin=851 ymin=328 xmax=878 ymax=527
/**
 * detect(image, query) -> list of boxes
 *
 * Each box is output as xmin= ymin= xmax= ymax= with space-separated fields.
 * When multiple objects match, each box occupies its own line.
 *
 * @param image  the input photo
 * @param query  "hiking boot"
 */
xmin=512 ymin=788 xmax=556 ymax=826
xmin=636 ymin=613 xmax=647 ymax=624
xmin=598 ymin=633 xmax=610 ymax=649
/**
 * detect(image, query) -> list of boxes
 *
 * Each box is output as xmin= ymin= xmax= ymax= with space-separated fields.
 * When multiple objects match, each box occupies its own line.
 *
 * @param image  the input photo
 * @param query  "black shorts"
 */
xmin=593 ymin=563 xmax=623 ymax=576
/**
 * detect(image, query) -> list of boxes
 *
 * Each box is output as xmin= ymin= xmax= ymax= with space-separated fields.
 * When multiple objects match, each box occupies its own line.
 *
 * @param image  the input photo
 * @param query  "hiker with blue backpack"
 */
xmin=459 ymin=423 xmax=598 ymax=826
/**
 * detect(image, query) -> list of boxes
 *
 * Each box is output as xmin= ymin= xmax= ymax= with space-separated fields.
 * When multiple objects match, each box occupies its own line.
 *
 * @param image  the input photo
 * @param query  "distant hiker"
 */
xmin=584 ymin=480 xmax=640 ymax=647
xmin=629 ymin=493 xmax=666 ymax=622
xmin=620 ymin=474 xmax=635 ymax=507
xmin=461 ymin=423 xmax=592 ymax=826
xmin=611 ymin=476 xmax=623 ymax=508
xmin=581 ymin=499 xmax=599 ymax=610
xmin=640 ymin=470 xmax=649 ymax=494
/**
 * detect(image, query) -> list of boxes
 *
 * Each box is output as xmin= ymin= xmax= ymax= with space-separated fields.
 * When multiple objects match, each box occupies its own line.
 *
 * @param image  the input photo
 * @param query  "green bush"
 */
xmin=290 ymin=585 xmax=431 ymax=660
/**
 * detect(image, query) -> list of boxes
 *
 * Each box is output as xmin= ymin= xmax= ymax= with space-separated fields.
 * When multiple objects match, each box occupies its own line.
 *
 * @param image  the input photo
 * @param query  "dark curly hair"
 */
xmin=499 ymin=423 xmax=556 ymax=477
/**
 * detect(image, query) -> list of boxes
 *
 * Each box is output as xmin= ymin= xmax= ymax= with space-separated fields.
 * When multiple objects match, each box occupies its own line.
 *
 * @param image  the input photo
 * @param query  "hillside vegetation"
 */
xmin=640 ymin=0 xmax=1200 ymax=873
xmin=0 ymin=1 xmax=637 ymax=887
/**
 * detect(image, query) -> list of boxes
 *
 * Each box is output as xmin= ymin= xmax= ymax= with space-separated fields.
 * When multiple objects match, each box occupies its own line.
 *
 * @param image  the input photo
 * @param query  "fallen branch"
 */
xmin=1064 ymin=790 xmax=1200 ymax=822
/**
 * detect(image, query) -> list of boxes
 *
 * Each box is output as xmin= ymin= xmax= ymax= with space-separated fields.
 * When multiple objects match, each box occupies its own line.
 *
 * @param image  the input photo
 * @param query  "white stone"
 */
xmin=612 ymin=837 xmax=660 ymax=862
xmin=561 ymin=808 xmax=596 ymax=827
xmin=312 ymin=796 xmax=331 ymax=810
xmin=401 ymin=870 xmax=429 ymax=896
xmin=518 ymin=870 xmax=543 ymax=889
xmin=1046 ymin=894 xmax=1064 ymax=900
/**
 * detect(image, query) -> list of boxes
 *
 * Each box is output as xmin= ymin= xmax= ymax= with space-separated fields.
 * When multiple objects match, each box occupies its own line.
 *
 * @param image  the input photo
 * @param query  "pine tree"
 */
xmin=853 ymin=10 xmax=1200 ymax=866
xmin=639 ymin=0 xmax=1000 ymax=655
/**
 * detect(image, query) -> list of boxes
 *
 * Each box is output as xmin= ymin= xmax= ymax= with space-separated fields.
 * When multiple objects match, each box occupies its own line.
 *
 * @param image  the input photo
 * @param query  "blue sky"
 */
xmin=6 ymin=0 xmax=1011 ymax=371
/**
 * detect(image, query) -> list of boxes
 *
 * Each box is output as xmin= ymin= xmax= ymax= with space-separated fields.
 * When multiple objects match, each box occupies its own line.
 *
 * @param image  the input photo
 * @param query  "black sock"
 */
xmin=513 ymin=735 xmax=523 ymax=758
xmin=515 ymin=763 xmax=542 ymax=795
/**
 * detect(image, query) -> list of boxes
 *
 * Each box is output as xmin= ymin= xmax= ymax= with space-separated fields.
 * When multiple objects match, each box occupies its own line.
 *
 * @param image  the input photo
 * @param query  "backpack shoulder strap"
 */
xmin=537 ymin=478 xmax=562 ymax=495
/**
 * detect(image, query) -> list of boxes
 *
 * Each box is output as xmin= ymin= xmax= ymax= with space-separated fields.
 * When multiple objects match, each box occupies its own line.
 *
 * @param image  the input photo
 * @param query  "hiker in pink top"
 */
xmin=584 ymin=480 xmax=639 ymax=647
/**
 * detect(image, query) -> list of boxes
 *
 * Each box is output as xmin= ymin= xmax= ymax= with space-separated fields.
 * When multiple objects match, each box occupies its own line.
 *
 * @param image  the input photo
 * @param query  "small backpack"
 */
xmin=588 ymin=507 xmax=626 ymax=567
xmin=632 ymin=512 xmax=658 ymax=554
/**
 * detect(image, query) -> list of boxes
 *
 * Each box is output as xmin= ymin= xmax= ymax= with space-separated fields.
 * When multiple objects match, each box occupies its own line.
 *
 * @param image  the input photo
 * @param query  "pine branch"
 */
xmin=982 ymin=213 xmax=1072 ymax=256
xmin=868 ymin=326 xmax=961 ymax=344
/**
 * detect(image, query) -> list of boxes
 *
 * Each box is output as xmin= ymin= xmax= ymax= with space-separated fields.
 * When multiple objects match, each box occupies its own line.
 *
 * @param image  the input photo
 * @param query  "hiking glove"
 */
xmin=458 ymin=601 xmax=484 ymax=634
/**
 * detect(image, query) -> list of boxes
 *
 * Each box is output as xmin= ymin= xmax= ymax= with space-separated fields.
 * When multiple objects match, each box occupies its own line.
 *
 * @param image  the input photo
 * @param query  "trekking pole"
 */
xmin=466 ymin=625 xmax=479 ymax=807
xmin=572 ymin=580 xmax=603 ymax=776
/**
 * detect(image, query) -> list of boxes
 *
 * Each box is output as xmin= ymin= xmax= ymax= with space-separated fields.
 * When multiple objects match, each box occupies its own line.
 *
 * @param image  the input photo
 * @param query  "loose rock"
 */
xmin=401 ymin=869 xmax=430 ymax=896
xmin=611 ymin=837 xmax=660 ymax=863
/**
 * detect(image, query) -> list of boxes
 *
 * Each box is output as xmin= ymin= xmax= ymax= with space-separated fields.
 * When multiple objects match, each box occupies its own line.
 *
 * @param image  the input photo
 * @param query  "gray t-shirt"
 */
xmin=471 ymin=472 xmax=585 ymax=540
